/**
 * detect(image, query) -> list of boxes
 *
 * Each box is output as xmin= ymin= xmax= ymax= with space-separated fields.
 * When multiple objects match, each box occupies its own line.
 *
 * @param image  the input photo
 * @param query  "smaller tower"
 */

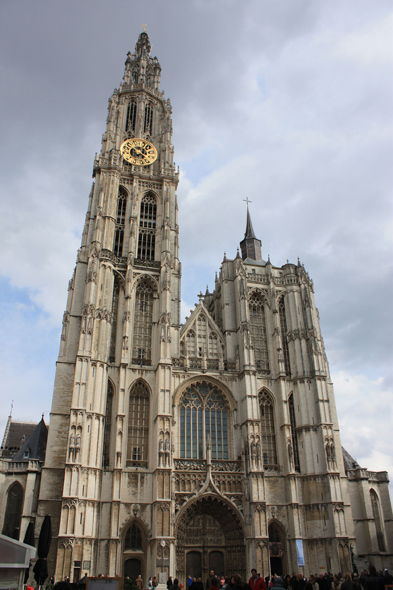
xmin=239 ymin=203 xmax=262 ymax=261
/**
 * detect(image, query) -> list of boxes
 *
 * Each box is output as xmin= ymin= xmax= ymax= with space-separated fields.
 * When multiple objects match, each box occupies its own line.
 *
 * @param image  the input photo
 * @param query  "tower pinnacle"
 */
xmin=239 ymin=201 xmax=262 ymax=261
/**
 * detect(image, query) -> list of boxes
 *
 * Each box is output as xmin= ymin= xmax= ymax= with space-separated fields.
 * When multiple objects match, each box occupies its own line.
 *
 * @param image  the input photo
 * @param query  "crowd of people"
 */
xmin=165 ymin=566 xmax=393 ymax=590
xmin=48 ymin=565 xmax=393 ymax=590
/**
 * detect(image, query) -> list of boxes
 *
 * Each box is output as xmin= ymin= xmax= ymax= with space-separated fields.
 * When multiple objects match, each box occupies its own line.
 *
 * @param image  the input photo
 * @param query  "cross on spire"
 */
xmin=243 ymin=197 xmax=252 ymax=207
xmin=142 ymin=24 xmax=147 ymax=32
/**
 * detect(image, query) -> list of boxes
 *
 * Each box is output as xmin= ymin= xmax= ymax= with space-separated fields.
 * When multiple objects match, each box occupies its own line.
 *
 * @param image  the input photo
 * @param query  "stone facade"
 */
xmin=1 ymin=31 xmax=392 ymax=582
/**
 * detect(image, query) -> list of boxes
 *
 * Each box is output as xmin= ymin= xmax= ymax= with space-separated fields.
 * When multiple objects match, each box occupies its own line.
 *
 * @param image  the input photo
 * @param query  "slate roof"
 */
xmin=13 ymin=418 xmax=48 ymax=462
xmin=342 ymin=446 xmax=361 ymax=471
xmin=1 ymin=420 xmax=37 ymax=454
xmin=244 ymin=206 xmax=257 ymax=239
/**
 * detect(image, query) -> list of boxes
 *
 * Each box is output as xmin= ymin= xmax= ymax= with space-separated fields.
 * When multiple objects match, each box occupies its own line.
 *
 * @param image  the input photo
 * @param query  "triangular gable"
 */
xmin=181 ymin=300 xmax=224 ymax=345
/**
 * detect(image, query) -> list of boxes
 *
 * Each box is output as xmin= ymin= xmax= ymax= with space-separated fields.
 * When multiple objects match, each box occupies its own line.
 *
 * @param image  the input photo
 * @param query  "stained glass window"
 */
xmin=127 ymin=381 xmax=149 ymax=465
xmin=2 ymin=482 xmax=23 ymax=540
xmin=126 ymin=101 xmax=137 ymax=132
xmin=124 ymin=523 xmax=143 ymax=550
xmin=259 ymin=390 xmax=277 ymax=466
xmin=249 ymin=293 xmax=270 ymax=374
xmin=114 ymin=188 xmax=127 ymax=257
xmin=370 ymin=489 xmax=386 ymax=551
xmin=288 ymin=393 xmax=300 ymax=472
xmin=103 ymin=380 xmax=114 ymax=468
xmin=179 ymin=382 xmax=229 ymax=460
xmin=144 ymin=103 xmax=153 ymax=135
xmin=132 ymin=280 xmax=153 ymax=365
xmin=137 ymin=194 xmax=156 ymax=261
xmin=279 ymin=297 xmax=291 ymax=376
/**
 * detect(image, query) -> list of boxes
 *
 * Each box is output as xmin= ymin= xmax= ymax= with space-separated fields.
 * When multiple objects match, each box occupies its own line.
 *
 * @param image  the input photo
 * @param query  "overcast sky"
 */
xmin=1 ymin=0 xmax=392 ymax=489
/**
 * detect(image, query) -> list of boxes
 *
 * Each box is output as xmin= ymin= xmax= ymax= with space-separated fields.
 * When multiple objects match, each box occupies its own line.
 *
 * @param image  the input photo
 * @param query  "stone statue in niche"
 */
xmin=326 ymin=442 xmax=332 ymax=467
xmin=159 ymin=438 xmax=165 ymax=467
xmin=256 ymin=439 xmax=261 ymax=467
xmin=68 ymin=433 xmax=75 ymax=461
xmin=251 ymin=440 xmax=257 ymax=467
xmin=330 ymin=441 xmax=336 ymax=465
xmin=164 ymin=438 xmax=171 ymax=467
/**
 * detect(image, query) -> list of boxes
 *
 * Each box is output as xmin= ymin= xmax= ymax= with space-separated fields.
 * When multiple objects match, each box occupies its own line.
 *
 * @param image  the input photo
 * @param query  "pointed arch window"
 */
xmin=249 ymin=293 xmax=270 ymax=374
xmin=103 ymin=380 xmax=114 ymax=468
xmin=186 ymin=330 xmax=196 ymax=357
xmin=288 ymin=393 xmax=300 ymax=472
xmin=2 ymin=482 xmax=23 ymax=540
xmin=259 ymin=390 xmax=277 ymax=467
xmin=279 ymin=297 xmax=291 ymax=376
xmin=208 ymin=333 xmax=218 ymax=358
xmin=132 ymin=280 xmax=153 ymax=365
xmin=114 ymin=188 xmax=127 ymax=257
xmin=137 ymin=194 xmax=156 ymax=261
xmin=179 ymin=382 xmax=229 ymax=460
xmin=144 ymin=103 xmax=153 ymax=135
xmin=126 ymin=101 xmax=137 ymax=132
xmin=109 ymin=280 xmax=120 ymax=364
xmin=370 ymin=489 xmax=386 ymax=552
xmin=127 ymin=381 xmax=150 ymax=466
xmin=124 ymin=523 xmax=143 ymax=550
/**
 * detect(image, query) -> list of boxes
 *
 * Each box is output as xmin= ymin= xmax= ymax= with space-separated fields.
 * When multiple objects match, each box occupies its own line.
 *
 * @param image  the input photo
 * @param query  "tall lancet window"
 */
xmin=279 ymin=297 xmax=291 ymax=376
xmin=127 ymin=380 xmax=149 ymax=466
xmin=249 ymin=293 xmax=270 ymax=374
xmin=288 ymin=393 xmax=300 ymax=472
xmin=114 ymin=188 xmax=127 ymax=257
xmin=132 ymin=280 xmax=153 ymax=365
xmin=126 ymin=100 xmax=137 ymax=132
xmin=259 ymin=390 xmax=277 ymax=467
xmin=370 ymin=489 xmax=386 ymax=551
xmin=109 ymin=280 xmax=120 ymax=364
xmin=179 ymin=382 xmax=229 ymax=460
xmin=137 ymin=194 xmax=156 ymax=261
xmin=103 ymin=380 xmax=114 ymax=468
xmin=2 ymin=482 xmax=23 ymax=539
xmin=144 ymin=102 xmax=153 ymax=135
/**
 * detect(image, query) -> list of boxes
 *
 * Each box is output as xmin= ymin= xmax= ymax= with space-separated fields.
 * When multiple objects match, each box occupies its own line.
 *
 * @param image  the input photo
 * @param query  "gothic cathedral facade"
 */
xmin=34 ymin=32 xmax=393 ymax=582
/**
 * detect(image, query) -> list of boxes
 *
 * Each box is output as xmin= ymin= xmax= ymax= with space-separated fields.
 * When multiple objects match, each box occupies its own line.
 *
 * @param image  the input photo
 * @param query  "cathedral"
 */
xmin=1 ymin=31 xmax=392 ymax=583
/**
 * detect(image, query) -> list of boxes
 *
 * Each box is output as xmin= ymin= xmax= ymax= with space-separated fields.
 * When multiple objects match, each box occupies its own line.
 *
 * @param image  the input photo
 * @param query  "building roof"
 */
xmin=244 ymin=205 xmax=257 ymax=239
xmin=342 ymin=446 xmax=360 ymax=471
xmin=13 ymin=418 xmax=48 ymax=462
xmin=1 ymin=419 xmax=38 ymax=455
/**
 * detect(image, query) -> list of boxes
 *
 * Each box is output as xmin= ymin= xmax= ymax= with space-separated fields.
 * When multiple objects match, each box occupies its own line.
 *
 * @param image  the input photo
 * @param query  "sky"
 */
xmin=0 ymin=1 xmax=392 ymax=490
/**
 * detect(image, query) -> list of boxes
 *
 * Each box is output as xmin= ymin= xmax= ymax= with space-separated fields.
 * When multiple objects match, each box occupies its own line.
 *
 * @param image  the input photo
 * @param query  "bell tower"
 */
xmin=38 ymin=31 xmax=181 ymax=580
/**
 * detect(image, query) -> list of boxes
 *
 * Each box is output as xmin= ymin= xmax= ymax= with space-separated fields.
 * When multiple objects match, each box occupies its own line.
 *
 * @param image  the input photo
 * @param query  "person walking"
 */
xmin=270 ymin=578 xmax=286 ymax=590
xmin=249 ymin=570 xmax=267 ymax=590
xmin=206 ymin=572 xmax=215 ymax=590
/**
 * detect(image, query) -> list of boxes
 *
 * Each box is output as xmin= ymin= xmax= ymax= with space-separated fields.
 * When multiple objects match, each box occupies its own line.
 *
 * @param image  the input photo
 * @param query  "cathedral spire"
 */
xmin=122 ymin=30 xmax=161 ymax=91
xmin=239 ymin=201 xmax=262 ymax=262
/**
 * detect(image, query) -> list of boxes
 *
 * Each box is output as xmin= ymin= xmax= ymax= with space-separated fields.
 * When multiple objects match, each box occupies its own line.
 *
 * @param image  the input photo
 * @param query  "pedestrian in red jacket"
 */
xmin=249 ymin=570 xmax=267 ymax=590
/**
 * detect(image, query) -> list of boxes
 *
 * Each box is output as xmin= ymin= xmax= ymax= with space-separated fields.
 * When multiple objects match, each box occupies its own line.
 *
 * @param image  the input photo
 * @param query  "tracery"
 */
xmin=179 ymin=382 xmax=229 ymax=460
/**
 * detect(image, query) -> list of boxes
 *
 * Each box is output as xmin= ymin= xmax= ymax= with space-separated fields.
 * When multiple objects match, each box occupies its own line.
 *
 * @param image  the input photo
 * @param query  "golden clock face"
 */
xmin=120 ymin=138 xmax=157 ymax=166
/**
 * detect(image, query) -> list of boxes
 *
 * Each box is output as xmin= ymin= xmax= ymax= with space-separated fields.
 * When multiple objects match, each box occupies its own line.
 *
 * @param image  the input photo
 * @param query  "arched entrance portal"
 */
xmin=268 ymin=522 xmax=285 ymax=576
xmin=176 ymin=494 xmax=245 ymax=583
xmin=124 ymin=558 xmax=142 ymax=580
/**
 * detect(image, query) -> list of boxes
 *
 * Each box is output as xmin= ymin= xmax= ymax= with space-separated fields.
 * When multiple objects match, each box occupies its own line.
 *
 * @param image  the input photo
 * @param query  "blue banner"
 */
xmin=296 ymin=539 xmax=305 ymax=566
